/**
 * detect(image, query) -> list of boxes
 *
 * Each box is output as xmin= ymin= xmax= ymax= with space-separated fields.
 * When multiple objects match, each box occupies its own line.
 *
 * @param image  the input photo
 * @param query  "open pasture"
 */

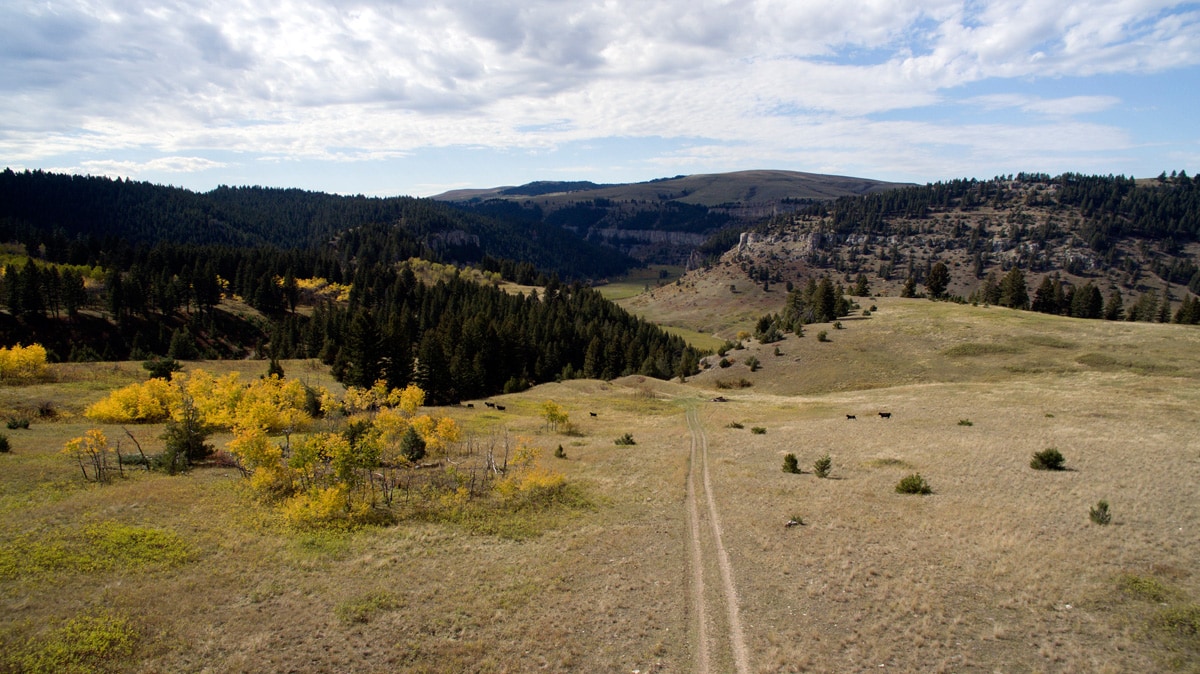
xmin=1 ymin=303 xmax=1198 ymax=672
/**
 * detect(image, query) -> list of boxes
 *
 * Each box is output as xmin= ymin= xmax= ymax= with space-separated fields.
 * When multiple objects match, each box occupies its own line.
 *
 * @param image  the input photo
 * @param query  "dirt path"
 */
xmin=686 ymin=406 xmax=750 ymax=674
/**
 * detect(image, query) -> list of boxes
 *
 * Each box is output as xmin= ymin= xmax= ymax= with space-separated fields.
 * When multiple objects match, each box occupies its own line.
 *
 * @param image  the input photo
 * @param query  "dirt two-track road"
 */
xmin=686 ymin=406 xmax=751 ymax=674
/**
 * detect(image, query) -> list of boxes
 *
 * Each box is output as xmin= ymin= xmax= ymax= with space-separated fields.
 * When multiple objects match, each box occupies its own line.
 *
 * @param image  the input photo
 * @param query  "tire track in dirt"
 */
xmin=686 ymin=406 xmax=750 ymax=674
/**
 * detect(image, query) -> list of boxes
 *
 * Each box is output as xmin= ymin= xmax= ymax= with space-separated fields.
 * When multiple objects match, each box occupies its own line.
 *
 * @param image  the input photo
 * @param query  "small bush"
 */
xmin=869 ymin=305 xmax=877 ymax=312
xmin=0 ymin=434 xmax=9 ymax=453
xmin=614 ymin=433 xmax=636 ymax=446
xmin=1090 ymin=500 xmax=1112 ymax=525
xmin=751 ymin=427 xmax=766 ymax=435
xmin=862 ymin=309 xmax=871 ymax=317
xmin=1030 ymin=448 xmax=1066 ymax=470
xmin=958 ymin=419 xmax=973 ymax=426
xmin=817 ymin=331 xmax=829 ymax=342
xmin=782 ymin=453 xmax=800 ymax=473
xmin=718 ymin=358 xmax=732 ymax=368
xmin=745 ymin=356 xmax=761 ymax=372
xmin=896 ymin=473 xmax=932 ymax=495
xmin=726 ymin=421 xmax=744 ymax=429
xmin=36 ymin=402 xmax=57 ymax=419
xmin=1154 ymin=604 xmax=1200 ymax=636
xmin=7 ymin=417 xmax=30 ymax=430
xmin=833 ymin=321 xmax=843 ymax=330
xmin=554 ymin=444 xmax=566 ymax=459
xmin=813 ymin=454 xmax=832 ymax=478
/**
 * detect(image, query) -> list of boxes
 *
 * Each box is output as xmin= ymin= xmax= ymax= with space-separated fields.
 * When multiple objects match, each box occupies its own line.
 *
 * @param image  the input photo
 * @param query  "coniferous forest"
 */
xmin=0 ymin=169 xmax=698 ymax=401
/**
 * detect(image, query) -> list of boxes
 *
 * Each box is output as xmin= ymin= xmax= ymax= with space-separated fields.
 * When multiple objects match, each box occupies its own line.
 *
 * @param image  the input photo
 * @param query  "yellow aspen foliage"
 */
xmin=61 ymin=429 xmax=117 ymax=483
xmin=281 ymin=485 xmax=350 ymax=529
xmin=496 ymin=440 xmax=566 ymax=505
xmin=176 ymin=369 xmax=245 ymax=428
xmin=0 ymin=343 xmax=49 ymax=382
xmin=84 ymin=377 xmax=179 ymax=423
xmin=395 ymin=383 xmax=425 ymax=414
xmin=226 ymin=427 xmax=281 ymax=471
xmin=540 ymin=400 xmax=569 ymax=431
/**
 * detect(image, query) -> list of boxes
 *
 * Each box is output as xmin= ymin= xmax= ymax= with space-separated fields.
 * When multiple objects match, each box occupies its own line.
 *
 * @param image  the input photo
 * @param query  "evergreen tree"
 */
xmin=1103 ymin=290 xmax=1125 ymax=321
xmin=999 ymin=267 xmax=1028 ymax=309
xmin=343 ymin=310 xmax=382 ymax=388
xmin=925 ymin=262 xmax=950 ymax=299
xmin=901 ymin=276 xmax=917 ymax=298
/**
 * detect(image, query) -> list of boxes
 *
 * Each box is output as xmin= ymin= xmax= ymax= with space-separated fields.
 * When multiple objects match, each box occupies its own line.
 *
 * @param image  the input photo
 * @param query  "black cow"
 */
xmin=496 ymin=405 xmax=506 ymax=411
xmin=466 ymin=403 xmax=474 ymax=408
xmin=484 ymin=402 xmax=495 ymax=408
xmin=879 ymin=412 xmax=892 ymax=419
xmin=589 ymin=412 xmax=598 ymax=417
xmin=846 ymin=414 xmax=856 ymax=420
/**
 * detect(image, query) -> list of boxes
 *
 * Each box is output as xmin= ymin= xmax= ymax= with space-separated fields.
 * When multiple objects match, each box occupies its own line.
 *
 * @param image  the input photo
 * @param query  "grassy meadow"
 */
xmin=2 ymin=300 xmax=1199 ymax=672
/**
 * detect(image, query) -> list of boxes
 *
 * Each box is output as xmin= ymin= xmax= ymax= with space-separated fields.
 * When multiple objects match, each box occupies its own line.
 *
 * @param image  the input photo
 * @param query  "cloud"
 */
xmin=1 ymin=0 xmax=1197 ymax=186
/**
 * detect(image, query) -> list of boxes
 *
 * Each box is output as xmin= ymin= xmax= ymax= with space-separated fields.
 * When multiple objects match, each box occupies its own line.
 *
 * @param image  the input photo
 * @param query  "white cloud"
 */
xmin=1 ymin=0 xmax=1197 ymax=186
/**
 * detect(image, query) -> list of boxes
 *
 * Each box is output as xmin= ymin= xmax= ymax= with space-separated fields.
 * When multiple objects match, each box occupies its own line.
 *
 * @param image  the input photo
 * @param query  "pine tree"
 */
xmin=999 ymin=268 xmax=1028 ymax=309
xmin=925 ymin=262 xmax=950 ymax=299
xmin=1103 ymin=290 xmax=1124 ymax=321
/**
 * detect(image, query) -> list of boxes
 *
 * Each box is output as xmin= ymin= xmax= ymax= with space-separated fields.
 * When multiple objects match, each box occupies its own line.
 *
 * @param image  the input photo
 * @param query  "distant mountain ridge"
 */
xmin=436 ymin=170 xmax=912 ymax=264
xmin=434 ymin=170 xmax=907 ymax=206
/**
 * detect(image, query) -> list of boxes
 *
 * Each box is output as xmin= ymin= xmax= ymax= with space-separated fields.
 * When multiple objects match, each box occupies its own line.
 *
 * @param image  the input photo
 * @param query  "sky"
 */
xmin=2 ymin=1 xmax=1199 ymax=197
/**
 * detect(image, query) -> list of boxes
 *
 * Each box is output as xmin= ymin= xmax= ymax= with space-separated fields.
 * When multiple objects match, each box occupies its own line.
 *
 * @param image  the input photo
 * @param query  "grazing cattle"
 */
xmin=466 ymin=403 xmax=474 ymax=408
xmin=879 ymin=412 xmax=892 ymax=419
xmin=711 ymin=396 xmax=728 ymax=402
xmin=589 ymin=412 xmax=598 ymax=417
xmin=846 ymin=414 xmax=856 ymax=420
xmin=496 ymin=405 xmax=506 ymax=411
xmin=484 ymin=402 xmax=495 ymax=408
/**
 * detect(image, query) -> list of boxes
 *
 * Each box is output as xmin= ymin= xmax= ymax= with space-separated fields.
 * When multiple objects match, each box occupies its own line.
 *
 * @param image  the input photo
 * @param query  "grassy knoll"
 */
xmin=2 ymin=302 xmax=1199 ymax=672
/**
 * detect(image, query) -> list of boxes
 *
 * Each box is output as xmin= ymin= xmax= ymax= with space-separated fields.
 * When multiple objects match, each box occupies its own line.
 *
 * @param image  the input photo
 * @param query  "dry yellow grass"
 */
xmin=1 ymin=304 xmax=1198 ymax=672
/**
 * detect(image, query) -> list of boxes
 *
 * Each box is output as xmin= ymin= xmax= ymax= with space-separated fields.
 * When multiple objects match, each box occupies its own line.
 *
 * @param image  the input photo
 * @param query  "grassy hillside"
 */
xmin=1 ymin=302 xmax=1198 ymax=672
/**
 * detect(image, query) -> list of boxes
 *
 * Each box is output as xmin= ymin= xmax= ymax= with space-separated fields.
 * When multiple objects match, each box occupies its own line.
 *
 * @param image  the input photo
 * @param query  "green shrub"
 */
xmin=750 ymin=427 xmax=766 ymax=435
xmin=726 ymin=421 xmax=743 ymax=429
xmin=833 ymin=321 xmax=843 ymax=329
xmin=1090 ymin=500 xmax=1112 ymax=525
xmin=817 ymin=331 xmax=829 ymax=342
xmin=813 ymin=454 xmax=832 ymax=478
xmin=1154 ymin=604 xmax=1200 ymax=636
xmin=782 ymin=453 xmax=800 ymax=474
xmin=896 ymin=473 xmax=932 ymax=495
xmin=718 ymin=358 xmax=732 ymax=368
xmin=614 ymin=433 xmax=636 ymax=446
xmin=958 ymin=419 xmax=973 ymax=426
xmin=0 ymin=434 xmax=9 ymax=453
xmin=745 ymin=356 xmax=761 ymax=372
xmin=1030 ymin=448 xmax=1066 ymax=470
xmin=7 ymin=417 xmax=30 ymax=430
xmin=13 ymin=610 xmax=137 ymax=674
xmin=554 ymin=444 xmax=566 ymax=459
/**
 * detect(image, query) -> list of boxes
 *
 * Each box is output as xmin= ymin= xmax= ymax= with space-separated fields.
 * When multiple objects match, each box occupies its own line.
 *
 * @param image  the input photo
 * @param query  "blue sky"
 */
xmin=2 ymin=0 xmax=1198 ymax=197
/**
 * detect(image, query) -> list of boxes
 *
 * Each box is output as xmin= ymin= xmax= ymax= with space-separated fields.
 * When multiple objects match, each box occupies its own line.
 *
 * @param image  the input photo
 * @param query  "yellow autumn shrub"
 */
xmin=84 ymin=377 xmax=179 ymax=423
xmin=0 ymin=343 xmax=49 ymax=382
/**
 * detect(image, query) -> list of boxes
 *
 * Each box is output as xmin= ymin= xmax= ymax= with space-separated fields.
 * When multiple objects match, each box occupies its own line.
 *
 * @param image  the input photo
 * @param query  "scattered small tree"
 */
xmin=540 ymin=400 xmax=570 ymax=432
xmin=895 ymin=473 xmax=932 ymax=494
xmin=817 ymin=331 xmax=830 ymax=342
xmin=554 ymin=444 xmax=566 ymax=459
xmin=1090 ymin=500 xmax=1112 ymax=525
xmin=745 ymin=356 xmax=761 ymax=372
xmin=782 ymin=453 xmax=800 ymax=474
xmin=143 ymin=357 xmax=182 ymax=380
xmin=1030 ymin=448 xmax=1066 ymax=471
xmin=813 ymin=454 xmax=832 ymax=478
xmin=63 ymin=429 xmax=118 ymax=484
xmin=158 ymin=395 xmax=213 ymax=474
xmin=400 ymin=425 xmax=427 ymax=463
